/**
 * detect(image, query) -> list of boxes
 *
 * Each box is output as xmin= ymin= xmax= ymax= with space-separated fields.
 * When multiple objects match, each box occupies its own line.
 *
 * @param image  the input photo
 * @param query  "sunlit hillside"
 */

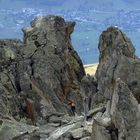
xmin=84 ymin=64 xmax=98 ymax=76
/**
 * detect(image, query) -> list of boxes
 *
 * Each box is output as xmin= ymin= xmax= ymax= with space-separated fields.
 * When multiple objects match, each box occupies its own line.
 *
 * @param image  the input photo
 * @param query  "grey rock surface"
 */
xmin=110 ymin=79 xmax=140 ymax=140
xmin=96 ymin=27 xmax=140 ymax=103
xmin=0 ymin=15 xmax=91 ymax=140
xmin=92 ymin=120 xmax=111 ymax=140
xmin=0 ymin=119 xmax=39 ymax=140
xmin=0 ymin=16 xmax=140 ymax=140
xmin=91 ymin=27 xmax=140 ymax=140
xmin=22 ymin=16 xmax=85 ymax=115
xmin=81 ymin=75 xmax=97 ymax=110
xmin=0 ymin=16 xmax=86 ymax=126
xmin=91 ymin=79 xmax=140 ymax=140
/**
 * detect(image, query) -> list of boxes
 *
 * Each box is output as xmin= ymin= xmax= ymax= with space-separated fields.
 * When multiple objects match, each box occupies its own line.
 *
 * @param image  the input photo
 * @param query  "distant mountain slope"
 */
xmin=1 ymin=0 xmax=140 ymax=10
xmin=0 ymin=0 xmax=140 ymax=64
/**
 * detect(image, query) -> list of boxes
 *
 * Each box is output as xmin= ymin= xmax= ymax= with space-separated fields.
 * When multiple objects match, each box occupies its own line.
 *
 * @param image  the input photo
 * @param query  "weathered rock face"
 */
xmin=0 ymin=39 xmax=24 ymax=119
xmin=22 ymin=16 xmax=85 ymax=115
xmin=95 ymin=27 xmax=140 ymax=102
xmin=81 ymin=75 xmax=97 ymax=113
xmin=91 ymin=27 xmax=140 ymax=140
xmin=1 ymin=17 xmax=140 ymax=140
xmin=0 ymin=16 xmax=85 ymax=124
xmin=91 ymin=79 xmax=140 ymax=140
xmin=110 ymin=79 xmax=140 ymax=140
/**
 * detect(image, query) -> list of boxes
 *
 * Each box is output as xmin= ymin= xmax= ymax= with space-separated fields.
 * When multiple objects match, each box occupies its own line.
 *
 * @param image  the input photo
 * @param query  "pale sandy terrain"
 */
xmin=84 ymin=63 xmax=98 ymax=75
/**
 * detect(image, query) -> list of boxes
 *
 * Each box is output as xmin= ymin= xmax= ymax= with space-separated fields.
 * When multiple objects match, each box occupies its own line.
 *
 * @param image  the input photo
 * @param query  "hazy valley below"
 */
xmin=1 ymin=0 xmax=140 ymax=64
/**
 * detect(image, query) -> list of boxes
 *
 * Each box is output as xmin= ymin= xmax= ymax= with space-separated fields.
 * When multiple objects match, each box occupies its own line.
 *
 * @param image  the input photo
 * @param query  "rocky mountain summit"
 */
xmin=0 ymin=16 xmax=140 ymax=140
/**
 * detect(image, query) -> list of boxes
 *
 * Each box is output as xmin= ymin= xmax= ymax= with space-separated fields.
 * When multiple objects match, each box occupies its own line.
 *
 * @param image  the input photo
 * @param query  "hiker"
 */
xmin=68 ymin=100 xmax=76 ymax=116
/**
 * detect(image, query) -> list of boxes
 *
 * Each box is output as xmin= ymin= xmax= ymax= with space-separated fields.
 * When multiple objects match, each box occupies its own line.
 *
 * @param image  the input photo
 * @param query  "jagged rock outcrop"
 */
xmin=96 ymin=27 xmax=140 ymax=102
xmin=91 ymin=27 xmax=140 ymax=140
xmin=91 ymin=79 xmax=140 ymax=140
xmin=110 ymin=78 xmax=140 ymax=140
xmin=21 ymin=16 xmax=85 ymax=116
xmin=0 ymin=39 xmax=24 ymax=119
xmin=0 ymin=16 xmax=86 ymax=125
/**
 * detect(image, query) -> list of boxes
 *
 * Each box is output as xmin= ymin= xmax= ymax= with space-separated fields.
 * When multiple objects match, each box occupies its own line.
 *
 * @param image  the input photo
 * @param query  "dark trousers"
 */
xmin=71 ymin=106 xmax=75 ymax=116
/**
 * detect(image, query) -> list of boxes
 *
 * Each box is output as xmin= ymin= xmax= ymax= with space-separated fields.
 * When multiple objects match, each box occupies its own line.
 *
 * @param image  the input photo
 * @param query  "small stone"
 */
xmin=71 ymin=128 xmax=84 ymax=139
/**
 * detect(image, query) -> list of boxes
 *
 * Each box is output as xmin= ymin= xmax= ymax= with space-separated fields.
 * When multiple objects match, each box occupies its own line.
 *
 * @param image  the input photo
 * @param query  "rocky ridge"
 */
xmin=0 ymin=16 xmax=140 ymax=140
xmin=92 ymin=27 xmax=140 ymax=140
